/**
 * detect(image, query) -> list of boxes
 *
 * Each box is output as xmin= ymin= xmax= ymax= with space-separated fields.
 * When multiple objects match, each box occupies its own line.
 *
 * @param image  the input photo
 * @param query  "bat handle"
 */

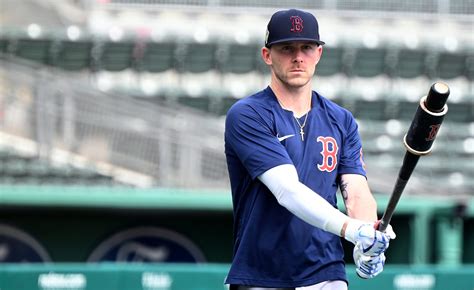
xmin=379 ymin=177 xmax=408 ymax=232
xmin=378 ymin=152 xmax=420 ymax=232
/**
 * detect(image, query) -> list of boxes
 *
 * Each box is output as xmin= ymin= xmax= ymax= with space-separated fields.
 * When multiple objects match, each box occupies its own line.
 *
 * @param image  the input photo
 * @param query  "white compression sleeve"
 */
xmin=258 ymin=164 xmax=353 ymax=238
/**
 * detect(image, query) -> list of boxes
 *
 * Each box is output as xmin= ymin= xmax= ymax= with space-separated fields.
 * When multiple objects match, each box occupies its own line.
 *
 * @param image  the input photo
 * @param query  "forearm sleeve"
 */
xmin=258 ymin=164 xmax=351 ymax=237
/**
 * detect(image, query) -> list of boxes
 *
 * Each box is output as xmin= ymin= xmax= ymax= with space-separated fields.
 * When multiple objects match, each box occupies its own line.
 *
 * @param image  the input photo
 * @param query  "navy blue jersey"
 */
xmin=224 ymin=87 xmax=366 ymax=287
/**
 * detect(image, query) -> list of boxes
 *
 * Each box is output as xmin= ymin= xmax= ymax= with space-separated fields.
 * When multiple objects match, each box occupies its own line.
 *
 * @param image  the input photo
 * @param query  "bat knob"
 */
xmin=375 ymin=219 xmax=387 ymax=232
xmin=425 ymin=82 xmax=449 ymax=113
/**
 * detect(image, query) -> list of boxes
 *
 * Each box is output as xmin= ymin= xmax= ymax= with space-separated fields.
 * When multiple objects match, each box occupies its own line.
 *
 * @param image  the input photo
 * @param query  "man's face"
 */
xmin=262 ymin=41 xmax=322 ymax=89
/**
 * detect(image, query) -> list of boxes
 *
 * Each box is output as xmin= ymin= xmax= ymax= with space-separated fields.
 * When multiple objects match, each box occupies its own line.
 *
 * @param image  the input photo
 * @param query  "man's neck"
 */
xmin=270 ymin=83 xmax=313 ymax=118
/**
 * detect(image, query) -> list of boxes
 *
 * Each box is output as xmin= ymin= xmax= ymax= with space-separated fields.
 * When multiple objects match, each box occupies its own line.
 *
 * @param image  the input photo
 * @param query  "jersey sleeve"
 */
xmin=338 ymin=114 xmax=367 ymax=177
xmin=225 ymin=102 xmax=293 ymax=179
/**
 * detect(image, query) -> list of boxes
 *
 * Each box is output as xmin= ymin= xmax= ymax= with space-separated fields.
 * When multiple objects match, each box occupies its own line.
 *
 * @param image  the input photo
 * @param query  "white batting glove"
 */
xmin=344 ymin=220 xmax=396 ymax=256
xmin=353 ymin=249 xmax=386 ymax=279
xmin=344 ymin=219 xmax=396 ymax=279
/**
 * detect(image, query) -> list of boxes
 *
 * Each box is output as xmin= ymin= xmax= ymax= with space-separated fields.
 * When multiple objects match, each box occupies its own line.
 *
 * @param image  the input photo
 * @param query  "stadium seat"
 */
xmin=435 ymin=51 xmax=468 ymax=79
xmin=94 ymin=41 xmax=135 ymax=71
xmin=394 ymin=48 xmax=428 ymax=78
xmin=218 ymin=43 xmax=260 ymax=74
xmin=136 ymin=41 xmax=176 ymax=73
xmin=352 ymin=99 xmax=389 ymax=120
xmin=396 ymin=100 xmax=419 ymax=120
xmin=215 ymin=97 xmax=239 ymax=116
xmin=464 ymin=53 xmax=474 ymax=80
xmin=349 ymin=47 xmax=388 ymax=77
xmin=179 ymin=43 xmax=217 ymax=73
xmin=13 ymin=38 xmax=52 ymax=64
xmin=51 ymin=40 xmax=92 ymax=71
xmin=177 ymin=96 xmax=211 ymax=112
xmin=0 ymin=38 xmax=9 ymax=55
xmin=316 ymin=46 xmax=345 ymax=76
xmin=445 ymin=102 xmax=474 ymax=123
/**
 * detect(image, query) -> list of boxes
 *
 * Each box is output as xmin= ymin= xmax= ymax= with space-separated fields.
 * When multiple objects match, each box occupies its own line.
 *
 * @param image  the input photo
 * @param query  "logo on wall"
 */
xmin=87 ymin=227 xmax=206 ymax=263
xmin=0 ymin=223 xmax=51 ymax=262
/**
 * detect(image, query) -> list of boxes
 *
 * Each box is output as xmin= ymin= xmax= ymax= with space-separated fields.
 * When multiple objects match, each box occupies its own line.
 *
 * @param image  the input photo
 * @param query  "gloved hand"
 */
xmin=344 ymin=220 xmax=395 ymax=255
xmin=343 ymin=219 xmax=396 ymax=279
xmin=353 ymin=248 xmax=386 ymax=279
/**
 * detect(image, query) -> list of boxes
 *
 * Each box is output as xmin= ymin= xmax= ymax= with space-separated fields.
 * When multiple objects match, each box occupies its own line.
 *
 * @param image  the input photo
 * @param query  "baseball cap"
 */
xmin=265 ymin=9 xmax=325 ymax=48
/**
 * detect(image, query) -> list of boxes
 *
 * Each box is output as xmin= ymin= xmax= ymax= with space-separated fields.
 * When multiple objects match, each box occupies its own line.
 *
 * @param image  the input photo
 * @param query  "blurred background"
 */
xmin=0 ymin=0 xmax=473 ymax=289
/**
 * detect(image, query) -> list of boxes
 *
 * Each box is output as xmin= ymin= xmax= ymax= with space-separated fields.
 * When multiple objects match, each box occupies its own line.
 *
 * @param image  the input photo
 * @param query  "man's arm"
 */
xmin=340 ymin=173 xmax=397 ymax=279
xmin=258 ymin=165 xmax=389 ymax=245
xmin=260 ymin=164 xmax=393 ymax=279
xmin=340 ymin=173 xmax=377 ymax=222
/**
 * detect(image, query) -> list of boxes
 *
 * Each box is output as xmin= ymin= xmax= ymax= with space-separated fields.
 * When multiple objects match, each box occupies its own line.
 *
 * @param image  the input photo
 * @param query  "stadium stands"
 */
xmin=348 ymin=47 xmax=390 ymax=77
xmin=218 ymin=43 xmax=260 ymax=74
xmin=316 ymin=46 xmax=346 ymax=76
xmin=393 ymin=48 xmax=430 ymax=78
xmin=93 ymin=40 xmax=135 ymax=71
xmin=1 ymin=35 xmax=472 ymax=102
xmin=51 ymin=40 xmax=93 ymax=71
xmin=435 ymin=50 xmax=471 ymax=79
xmin=0 ymin=0 xmax=472 ymax=195
xmin=135 ymin=41 xmax=176 ymax=73
xmin=12 ymin=38 xmax=52 ymax=64
xmin=179 ymin=42 xmax=218 ymax=73
xmin=0 ymin=37 xmax=450 ymax=77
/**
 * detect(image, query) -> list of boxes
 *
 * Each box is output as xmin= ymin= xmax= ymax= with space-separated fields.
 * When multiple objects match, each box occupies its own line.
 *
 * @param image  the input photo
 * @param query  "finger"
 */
xmin=385 ymin=224 xmax=397 ymax=239
xmin=375 ymin=220 xmax=397 ymax=239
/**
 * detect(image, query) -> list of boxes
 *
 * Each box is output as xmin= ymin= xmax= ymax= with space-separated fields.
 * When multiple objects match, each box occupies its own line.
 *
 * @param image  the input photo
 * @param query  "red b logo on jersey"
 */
xmin=290 ymin=16 xmax=304 ymax=33
xmin=317 ymin=136 xmax=338 ymax=172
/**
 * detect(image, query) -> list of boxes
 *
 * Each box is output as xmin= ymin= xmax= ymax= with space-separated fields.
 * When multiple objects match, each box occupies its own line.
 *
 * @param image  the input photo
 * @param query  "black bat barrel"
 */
xmin=379 ymin=83 xmax=450 ymax=232
xmin=404 ymin=82 xmax=449 ymax=156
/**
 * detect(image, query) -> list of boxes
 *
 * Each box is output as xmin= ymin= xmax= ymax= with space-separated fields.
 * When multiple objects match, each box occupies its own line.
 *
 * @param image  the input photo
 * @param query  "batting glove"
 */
xmin=344 ymin=220 xmax=396 ymax=256
xmin=353 ymin=248 xmax=386 ymax=279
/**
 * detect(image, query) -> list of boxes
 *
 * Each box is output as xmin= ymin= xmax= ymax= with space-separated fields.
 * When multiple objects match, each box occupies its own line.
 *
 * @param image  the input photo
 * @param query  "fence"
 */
xmin=0 ymin=59 xmax=228 ymax=188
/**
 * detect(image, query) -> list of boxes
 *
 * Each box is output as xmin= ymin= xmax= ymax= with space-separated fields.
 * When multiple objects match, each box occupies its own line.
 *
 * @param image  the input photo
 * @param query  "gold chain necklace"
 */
xmin=276 ymin=96 xmax=311 ymax=142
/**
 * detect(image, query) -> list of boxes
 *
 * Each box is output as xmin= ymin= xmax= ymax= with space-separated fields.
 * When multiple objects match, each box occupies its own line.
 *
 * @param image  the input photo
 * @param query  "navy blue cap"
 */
xmin=265 ymin=9 xmax=325 ymax=48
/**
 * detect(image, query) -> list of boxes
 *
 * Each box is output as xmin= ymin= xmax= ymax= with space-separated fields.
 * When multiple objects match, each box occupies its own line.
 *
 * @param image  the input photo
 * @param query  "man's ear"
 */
xmin=261 ymin=47 xmax=272 ymax=65
xmin=315 ymin=45 xmax=323 ymax=64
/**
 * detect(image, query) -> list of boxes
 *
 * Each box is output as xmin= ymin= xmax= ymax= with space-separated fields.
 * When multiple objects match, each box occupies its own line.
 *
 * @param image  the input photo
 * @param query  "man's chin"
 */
xmin=286 ymin=79 xmax=310 ymax=89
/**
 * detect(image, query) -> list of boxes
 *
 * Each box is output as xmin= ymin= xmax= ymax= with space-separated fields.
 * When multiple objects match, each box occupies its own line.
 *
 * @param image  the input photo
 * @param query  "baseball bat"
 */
xmin=378 ymin=82 xmax=450 ymax=232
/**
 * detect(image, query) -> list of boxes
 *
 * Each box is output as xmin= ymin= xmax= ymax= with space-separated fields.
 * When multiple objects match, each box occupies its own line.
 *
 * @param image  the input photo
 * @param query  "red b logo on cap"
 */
xmin=290 ymin=16 xmax=304 ymax=33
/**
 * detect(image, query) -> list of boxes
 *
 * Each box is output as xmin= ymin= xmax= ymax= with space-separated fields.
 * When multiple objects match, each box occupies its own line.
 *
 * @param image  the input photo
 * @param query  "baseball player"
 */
xmin=224 ymin=9 xmax=396 ymax=290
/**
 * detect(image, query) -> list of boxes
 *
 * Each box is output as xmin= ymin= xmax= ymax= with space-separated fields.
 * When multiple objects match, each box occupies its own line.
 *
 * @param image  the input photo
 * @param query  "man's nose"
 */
xmin=293 ymin=48 xmax=304 ymax=62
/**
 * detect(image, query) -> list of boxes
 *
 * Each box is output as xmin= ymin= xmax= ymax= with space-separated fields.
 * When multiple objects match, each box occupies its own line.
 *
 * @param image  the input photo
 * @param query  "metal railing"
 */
xmin=0 ymin=58 xmax=229 ymax=189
